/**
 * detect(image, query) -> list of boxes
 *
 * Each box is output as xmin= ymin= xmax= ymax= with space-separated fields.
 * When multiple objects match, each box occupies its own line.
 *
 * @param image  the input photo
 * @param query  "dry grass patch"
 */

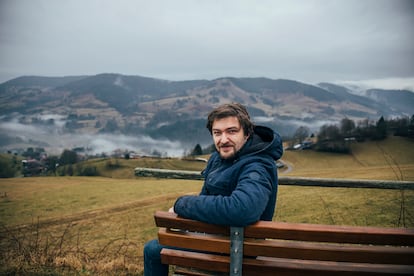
xmin=0 ymin=177 xmax=202 ymax=227
xmin=1 ymin=176 xmax=413 ymax=275
xmin=1 ymin=177 xmax=201 ymax=275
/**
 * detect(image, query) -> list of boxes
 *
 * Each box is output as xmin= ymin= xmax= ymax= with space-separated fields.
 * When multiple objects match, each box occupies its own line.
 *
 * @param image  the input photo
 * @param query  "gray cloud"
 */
xmin=0 ymin=0 xmax=413 ymax=87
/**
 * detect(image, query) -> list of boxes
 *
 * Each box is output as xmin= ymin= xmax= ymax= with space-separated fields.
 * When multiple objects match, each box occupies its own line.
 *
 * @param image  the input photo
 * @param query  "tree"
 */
xmin=315 ymin=124 xmax=349 ymax=153
xmin=317 ymin=124 xmax=341 ymax=141
xmin=45 ymin=156 xmax=59 ymax=175
xmin=67 ymin=165 xmax=74 ymax=176
xmin=59 ymin=149 xmax=78 ymax=165
xmin=375 ymin=116 xmax=387 ymax=140
xmin=293 ymin=126 xmax=310 ymax=144
xmin=0 ymin=159 xmax=15 ymax=178
xmin=408 ymin=115 xmax=414 ymax=138
xmin=101 ymin=119 xmax=119 ymax=133
xmin=354 ymin=118 xmax=375 ymax=141
xmin=191 ymin=144 xmax=203 ymax=156
xmin=22 ymin=147 xmax=36 ymax=158
xmin=340 ymin=118 xmax=355 ymax=137
xmin=389 ymin=116 xmax=409 ymax=136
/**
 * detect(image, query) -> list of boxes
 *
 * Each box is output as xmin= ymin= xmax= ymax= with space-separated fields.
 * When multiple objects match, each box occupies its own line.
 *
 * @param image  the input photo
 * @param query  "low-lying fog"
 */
xmin=0 ymin=118 xmax=186 ymax=157
xmin=0 ymin=114 xmax=336 ymax=158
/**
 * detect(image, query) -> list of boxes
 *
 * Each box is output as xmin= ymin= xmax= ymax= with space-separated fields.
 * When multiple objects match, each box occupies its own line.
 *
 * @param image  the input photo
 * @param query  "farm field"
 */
xmin=0 ymin=136 xmax=413 ymax=275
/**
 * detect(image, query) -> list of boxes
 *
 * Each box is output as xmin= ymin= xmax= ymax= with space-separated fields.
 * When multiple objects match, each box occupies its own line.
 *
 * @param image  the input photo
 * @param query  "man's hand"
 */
xmin=168 ymin=207 xmax=175 ymax=213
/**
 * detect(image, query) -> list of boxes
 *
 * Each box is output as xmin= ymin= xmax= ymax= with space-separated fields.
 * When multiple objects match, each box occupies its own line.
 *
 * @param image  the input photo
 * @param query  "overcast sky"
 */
xmin=1 ymin=0 xmax=413 ymax=89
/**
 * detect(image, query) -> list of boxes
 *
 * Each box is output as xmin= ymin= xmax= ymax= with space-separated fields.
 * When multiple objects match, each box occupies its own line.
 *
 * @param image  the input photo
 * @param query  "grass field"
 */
xmin=1 ymin=177 xmax=413 ymax=275
xmin=282 ymin=136 xmax=414 ymax=181
xmin=0 ymin=136 xmax=413 ymax=275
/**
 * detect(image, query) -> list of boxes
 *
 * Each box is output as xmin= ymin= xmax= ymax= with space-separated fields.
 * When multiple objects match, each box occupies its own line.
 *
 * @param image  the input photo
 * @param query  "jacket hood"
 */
xmin=236 ymin=125 xmax=283 ymax=161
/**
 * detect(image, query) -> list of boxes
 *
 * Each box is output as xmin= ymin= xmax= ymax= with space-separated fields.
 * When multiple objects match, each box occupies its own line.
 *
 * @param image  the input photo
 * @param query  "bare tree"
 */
xmin=293 ymin=126 xmax=310 ymax=144
xmin=340 ymin=118 xmax=355 ymax=137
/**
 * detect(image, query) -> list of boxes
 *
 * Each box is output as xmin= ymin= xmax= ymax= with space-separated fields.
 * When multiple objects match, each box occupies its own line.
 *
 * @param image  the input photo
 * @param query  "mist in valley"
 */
xmin=0 ymin=115 xmax=187 ymax=157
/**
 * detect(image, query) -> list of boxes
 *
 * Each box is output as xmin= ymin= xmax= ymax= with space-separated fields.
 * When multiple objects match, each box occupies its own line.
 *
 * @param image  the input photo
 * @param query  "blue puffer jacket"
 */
xmin=174 ymin=125 xmax=283 ymax=227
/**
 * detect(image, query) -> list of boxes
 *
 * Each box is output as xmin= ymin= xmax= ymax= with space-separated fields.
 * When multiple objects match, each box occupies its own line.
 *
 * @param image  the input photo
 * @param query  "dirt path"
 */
xmin=3 ymin=193 xmax=188 ymax=233
xmin=279 ymin=159 xmax=293 ymax=174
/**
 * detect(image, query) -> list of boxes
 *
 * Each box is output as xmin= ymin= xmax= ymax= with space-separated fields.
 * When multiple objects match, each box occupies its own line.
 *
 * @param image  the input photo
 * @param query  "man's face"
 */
xmin=212 ymin=116 xmax=249 ymax=159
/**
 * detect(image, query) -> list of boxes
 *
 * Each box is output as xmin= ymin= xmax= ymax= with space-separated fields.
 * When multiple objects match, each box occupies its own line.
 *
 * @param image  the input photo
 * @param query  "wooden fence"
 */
xmin=134 ymin=167 xmax=414 ymax=190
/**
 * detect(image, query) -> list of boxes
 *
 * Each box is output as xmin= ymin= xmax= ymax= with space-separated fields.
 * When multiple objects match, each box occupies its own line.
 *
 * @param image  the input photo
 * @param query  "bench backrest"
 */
xmin=155 ymin=211 xmax=414 ymax=275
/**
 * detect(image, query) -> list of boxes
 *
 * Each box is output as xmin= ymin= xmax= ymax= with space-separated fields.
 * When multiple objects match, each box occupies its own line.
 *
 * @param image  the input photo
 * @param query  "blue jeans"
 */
xmin=144 ymin=239 xmax=169 ymax=276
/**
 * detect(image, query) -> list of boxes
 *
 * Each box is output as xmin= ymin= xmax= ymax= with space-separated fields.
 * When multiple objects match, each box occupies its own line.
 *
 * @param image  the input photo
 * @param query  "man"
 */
xmin=144 ymin=103 xmax=283 ymax=275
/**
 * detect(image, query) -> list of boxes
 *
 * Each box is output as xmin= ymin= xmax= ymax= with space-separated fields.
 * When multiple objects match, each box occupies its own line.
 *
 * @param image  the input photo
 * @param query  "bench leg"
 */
xmin=230 ymin=227 xmax=244 ymax=275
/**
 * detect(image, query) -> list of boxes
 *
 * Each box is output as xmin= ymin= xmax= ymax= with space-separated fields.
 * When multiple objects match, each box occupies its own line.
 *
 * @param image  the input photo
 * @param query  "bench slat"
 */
xmin=161 ymin=248 xmax=229 ymax=274
xmin=162 ymin=248 xmax=414 ymax=276
xmin=155 ymin=211 xmax=414 ymax=246
xmin=245 ymin=220 xmax=414 ymax=246
xmin=158 ymin=228 xmax=230 ymax=254
xmin=158 ymin=228 xmax=414 ymax=265
xmin=174 ymin=266 xmax=226 ymax=276
xmin=244 ymin=238 xmax=414 ymax=265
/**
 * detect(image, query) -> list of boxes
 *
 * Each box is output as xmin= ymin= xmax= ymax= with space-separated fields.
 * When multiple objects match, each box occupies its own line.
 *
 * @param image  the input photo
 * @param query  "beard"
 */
xmin=218 ymin=144 xmax=236 ymax=159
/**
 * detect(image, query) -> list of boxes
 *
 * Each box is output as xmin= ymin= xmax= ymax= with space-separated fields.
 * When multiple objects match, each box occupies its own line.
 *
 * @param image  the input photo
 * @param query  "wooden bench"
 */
xmin=154 ymin=211 xmax=414 ymax=275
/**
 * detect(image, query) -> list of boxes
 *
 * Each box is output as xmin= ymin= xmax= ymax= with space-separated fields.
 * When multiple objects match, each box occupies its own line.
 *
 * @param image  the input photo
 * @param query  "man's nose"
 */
xmin=220 ymin=133 xmax=229 ymax=143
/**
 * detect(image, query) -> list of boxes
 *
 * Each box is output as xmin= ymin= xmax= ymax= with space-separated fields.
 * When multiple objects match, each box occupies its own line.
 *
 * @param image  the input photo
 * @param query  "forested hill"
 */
xmin=0 ymin=73 xmax=413 ymax=146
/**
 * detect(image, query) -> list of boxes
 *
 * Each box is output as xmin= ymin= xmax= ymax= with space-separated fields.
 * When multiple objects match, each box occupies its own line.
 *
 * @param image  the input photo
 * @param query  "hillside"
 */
xmin=1 ymin=73 xmax=413 ymax=154
xmin=282 ymin=136 xmax=414 ymax=181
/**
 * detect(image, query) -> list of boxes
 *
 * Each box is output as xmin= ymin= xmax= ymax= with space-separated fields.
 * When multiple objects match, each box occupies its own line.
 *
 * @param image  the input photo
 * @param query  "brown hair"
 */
xmin=206 ymin=103 xmax=254 ymax=136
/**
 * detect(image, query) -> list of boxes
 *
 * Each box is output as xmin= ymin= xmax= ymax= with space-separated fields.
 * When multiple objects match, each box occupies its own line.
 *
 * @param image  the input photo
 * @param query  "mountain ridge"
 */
xmin=1 ymin=73 xmax=413 ymax=153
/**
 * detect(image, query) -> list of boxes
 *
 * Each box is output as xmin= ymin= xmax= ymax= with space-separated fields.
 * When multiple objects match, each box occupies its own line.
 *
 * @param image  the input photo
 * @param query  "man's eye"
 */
xmin=213 ymin=131 xmax=221 ymax=136
xmin=228 ymin=129 xmax=237 ymax=134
